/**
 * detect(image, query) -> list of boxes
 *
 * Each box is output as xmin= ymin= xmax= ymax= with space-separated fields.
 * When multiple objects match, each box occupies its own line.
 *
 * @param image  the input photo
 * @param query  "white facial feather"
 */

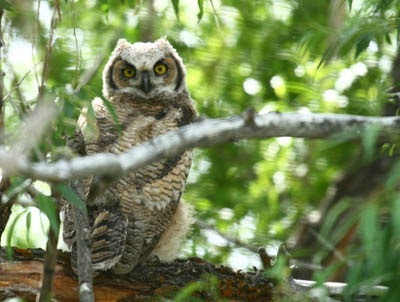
xmin=102 ymin=37 xmax=188 ymax=100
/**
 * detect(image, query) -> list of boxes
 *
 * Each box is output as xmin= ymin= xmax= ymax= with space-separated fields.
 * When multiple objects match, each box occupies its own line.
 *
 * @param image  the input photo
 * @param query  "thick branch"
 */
xmin=1 ymin=112 xmax=400 ymax=182
xmin=0 ymin=248 xmax=274 ymax=302
xmin=0 ymin=248 xmax=386 ymax=302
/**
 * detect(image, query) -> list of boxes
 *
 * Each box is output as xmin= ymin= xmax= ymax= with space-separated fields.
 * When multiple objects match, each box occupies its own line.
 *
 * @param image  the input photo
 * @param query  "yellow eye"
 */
xmin=154 ymin=63 xmax=167 ymax=75
xmin=123 ymin=67 xmax=135 ymax=78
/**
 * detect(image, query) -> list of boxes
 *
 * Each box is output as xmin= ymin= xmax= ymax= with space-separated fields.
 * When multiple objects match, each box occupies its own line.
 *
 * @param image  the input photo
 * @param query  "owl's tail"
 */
xmin=63 ymin=204 xmax=128 ymax=274
xmin=90 ymin=210 xmax=128 ymax=271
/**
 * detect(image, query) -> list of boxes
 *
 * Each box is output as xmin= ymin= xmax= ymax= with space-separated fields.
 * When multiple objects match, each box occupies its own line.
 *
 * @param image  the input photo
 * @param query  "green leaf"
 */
xmin=360 ymin=204 xmax=378 ymax=254
xmin=25 ymin=211 xmax=32 ymax=246
xmin=348 ymin=0 xmax=353 ymax=10
xmin=36 ymin=194 xmax=59 ymax=234
xmin=99 ymin=0 xmax=109 ymax=23
xmin=385 ymin=33 xmax=392 ymax=44
xmin=318 ymin=45 xmax=336 ymax=69
xmin=197 ymin=0 xmax=204 ymax=23
xmin=0 ymin=0 xmax=14 ymax=11
xmin=389 ymin=144 xmax=396 ymax=157
xmin=100 ymin=97 xmax=122 ymax=136
xmin=320 ymin=199 xmax=351 ymax=238
xmin=6 ymin=210 xmax=28 ymax=259
xmin=127 ymin=0 xmax=136 ymax=8
xmin=355 ymin=33 xmax=372 ymax=59
xmin=55 ymin=183 xmax=86 ymax=213
xmin=386 ymin=161 xmax=400 ymax=194
xmin=393 ymin=196 xmax=400 ymax=239
xmin=171 ymin=0 xmax=180 ymax=20
xmin=362 ymin=124 xmax=381 ymax=162
xmin=174 ymin=281 xmax=206 ymax=302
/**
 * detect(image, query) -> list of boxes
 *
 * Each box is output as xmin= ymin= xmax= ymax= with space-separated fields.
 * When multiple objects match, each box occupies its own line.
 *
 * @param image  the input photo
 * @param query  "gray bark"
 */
xmin=1 ymin=111 xmax=400 ymax=182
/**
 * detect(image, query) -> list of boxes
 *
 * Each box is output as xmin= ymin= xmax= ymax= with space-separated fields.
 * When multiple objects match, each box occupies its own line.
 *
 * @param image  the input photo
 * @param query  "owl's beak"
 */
xmin=140 ymin=71 xmax=152 ymax=94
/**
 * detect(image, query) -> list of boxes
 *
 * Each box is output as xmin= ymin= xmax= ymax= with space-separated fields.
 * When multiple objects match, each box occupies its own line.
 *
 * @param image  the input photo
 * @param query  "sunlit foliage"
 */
xmin=1 ymin=0 xmax=400 ymax=299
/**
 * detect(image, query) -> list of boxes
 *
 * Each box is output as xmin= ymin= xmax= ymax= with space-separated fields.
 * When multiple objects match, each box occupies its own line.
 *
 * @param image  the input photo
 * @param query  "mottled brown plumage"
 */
xmin=62 ymin=38 xmax=197 ymax=274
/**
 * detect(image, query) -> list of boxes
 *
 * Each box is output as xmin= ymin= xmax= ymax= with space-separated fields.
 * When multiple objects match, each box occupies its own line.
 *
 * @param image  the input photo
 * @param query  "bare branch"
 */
xmin=1 ymin=112 xmax=399 ymax=182
xmin=73 ymin=53 xmax=106 ymax=95
xmin=0 ymin=8 xmax=12 ymax=236
xmin=0 ymin=9 xmax=5 ymax=143
xmin=37 ymin=0 xmax=60 ymax=103
xmin=10 ymin=100 xmax=58 ymax=157
xmin=37 ymin=192 xmax=60 ymax=302
xmin=195 ymin=219 xmax=259 ymax=253
xmin=196 ymin=220 xmax=324 ymax=272
xmin=290 ymin=278 xmax=387 ymax=298
xmin=32 ymin=0 xmax=41 ymax=86
xmin=3 ymin=62 xmax=42 ymax=106
xmin=70 ymin=181 xmax=95 ymax=302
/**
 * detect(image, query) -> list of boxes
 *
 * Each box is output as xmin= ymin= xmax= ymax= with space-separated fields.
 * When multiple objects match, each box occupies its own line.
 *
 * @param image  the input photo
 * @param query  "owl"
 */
xmin=62 ymin=37 xmax=197 ymax=274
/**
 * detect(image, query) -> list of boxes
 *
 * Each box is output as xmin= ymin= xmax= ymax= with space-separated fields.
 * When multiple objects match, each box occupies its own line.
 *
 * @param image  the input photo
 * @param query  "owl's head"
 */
xmin=102 ymin=37 xmax=188 ymax=100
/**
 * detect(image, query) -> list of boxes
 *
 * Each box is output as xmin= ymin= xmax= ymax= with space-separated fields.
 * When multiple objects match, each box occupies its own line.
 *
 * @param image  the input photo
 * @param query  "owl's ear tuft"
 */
xmin=117 ymin=38 xmax=129 ymax=45
xmin=110 ymin=39 xmax=130 ymax=61
xmin=116 ymin=39 xmax=130 ymax=50
xmin=155 ymin=36 xmax=173 ymax=48
xmin=156 ymin=36 xmax=168 ymax=42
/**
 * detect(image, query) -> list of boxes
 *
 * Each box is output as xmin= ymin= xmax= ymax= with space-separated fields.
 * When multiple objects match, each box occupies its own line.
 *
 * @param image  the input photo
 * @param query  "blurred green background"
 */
xmin=2 ymin=0 xmax=400 ymax=300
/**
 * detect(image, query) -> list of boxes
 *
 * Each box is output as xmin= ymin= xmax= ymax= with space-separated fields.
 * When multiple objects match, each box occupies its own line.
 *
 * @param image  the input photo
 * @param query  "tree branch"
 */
xmin=0 ymin=8 xmax=5 ymax=142
xmin=0 ymin=247 xmax=387 ymax=302
xmin=37 ymin=194 xmax=59 ymax=302
xmin=1 ymin=112 xmax=399 ymax=182
xmin=73 ymin=53 xmax=106 ymax=95
xmin=70 ymin=181 xmax=94 ymax=302
xmin=195 ymin=219 xmax=259 ymax=253
xmin=37 ymin=0 xmax=60 ymax=103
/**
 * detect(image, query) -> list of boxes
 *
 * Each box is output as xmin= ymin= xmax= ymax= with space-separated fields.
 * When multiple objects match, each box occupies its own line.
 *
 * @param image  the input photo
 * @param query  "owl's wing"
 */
xmin=77 ymin=97 xmax=118 ymax=154
xmin=63 ymin=97 xmax=126 ymax=273
xmin=110 ymin=150 xmax=193 ymax=274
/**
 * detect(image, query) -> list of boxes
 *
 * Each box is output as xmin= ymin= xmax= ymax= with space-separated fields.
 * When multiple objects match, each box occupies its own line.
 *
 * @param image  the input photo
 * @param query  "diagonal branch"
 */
xmin=1 ymin=111 xmax=399 ymax=182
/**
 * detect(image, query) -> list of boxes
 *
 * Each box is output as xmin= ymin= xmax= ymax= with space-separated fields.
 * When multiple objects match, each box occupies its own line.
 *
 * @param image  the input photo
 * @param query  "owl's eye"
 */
xmin=123 ymin=67 xmax=135 ymax=78
xmin=154 ymin=63 xmax=167 ymax=75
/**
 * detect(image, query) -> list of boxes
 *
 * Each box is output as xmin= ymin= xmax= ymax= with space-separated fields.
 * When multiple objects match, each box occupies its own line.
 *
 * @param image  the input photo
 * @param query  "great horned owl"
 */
xmin=62 ymin=37 xmax=197 ymax=274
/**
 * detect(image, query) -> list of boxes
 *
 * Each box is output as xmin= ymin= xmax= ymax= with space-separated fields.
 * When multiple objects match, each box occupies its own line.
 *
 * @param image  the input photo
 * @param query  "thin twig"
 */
xmin=0 ymin=8 xmax=5 ymax=143
xmin=308 ymin=227 xmax=348 ymax=264
xmin=73 ymin=53 xmax=106 ymax=95
xmin=2 ymin=112 xmax=400 ymax=182
xmin=209 ymin=0 xmax=220 ymax=29
xmin=37 ymin=189 xmax=60 ymax=302
xmin=0 ymin=8 xmax=12 ymax=236
xmin=195 ymin=219 xmax=259 ymax=253
xmin=3 ymin=61 xmax=42 ymax=104
xmin=10 ymin=99 xmax=58 ymax=156
xmin=32 ymin=0 xmax=41 ymax=87
xmin=71 ymin=181 xmax=95 ymax=302
xmin=37 ymin=0 xmax=60 ymax=103
xmin=34 ymin=3 xmax=61 ymax=301
xmin=70 ymin=0 xmax=81 ymax=86
xmin=196 ymin=220 xmax=323 ymax=271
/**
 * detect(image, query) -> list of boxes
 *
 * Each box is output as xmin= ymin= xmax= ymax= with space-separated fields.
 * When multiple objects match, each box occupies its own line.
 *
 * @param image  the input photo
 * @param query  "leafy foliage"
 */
xmin=1 ymin=0 xmax=400 ymax=299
